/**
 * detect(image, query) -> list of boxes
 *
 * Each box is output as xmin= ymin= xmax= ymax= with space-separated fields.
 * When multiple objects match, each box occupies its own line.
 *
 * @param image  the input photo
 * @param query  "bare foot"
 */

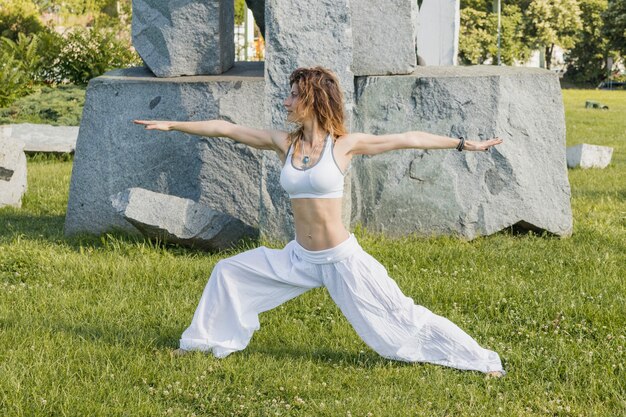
xmin=170 ymin=348 xmax=190 ymax=357
xmin=486 ymin=371 xmax=505 ymax=378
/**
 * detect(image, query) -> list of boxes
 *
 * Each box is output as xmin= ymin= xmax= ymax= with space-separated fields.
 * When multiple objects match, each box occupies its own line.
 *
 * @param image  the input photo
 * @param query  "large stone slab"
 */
xmin=566 ymin=144 xmax=613 ymax=169
xmin=0 ymin=123 xmax=78 ymax=153
xmin=132 ymin=0 xmax=234 ymax=77
xmin=351 ymin=66 xmax=572 ymax=238
xmin=65 ymin=63 xmax=265 ymax=237
xmin=261 ymin=0 xmax=354 ymax=242
xmin=351 ymin=0 xmax=418 ymax=76
xmin=0 ymin=138 xmax=27 ymax=208
xmin=111 ymin=187 xmax=257 ymax=250
xmin=417 ymin=0 xmax=460 ymax=65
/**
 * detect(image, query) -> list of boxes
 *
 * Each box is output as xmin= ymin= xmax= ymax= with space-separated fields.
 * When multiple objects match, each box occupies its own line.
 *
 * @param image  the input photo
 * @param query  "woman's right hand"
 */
xmin=133 ymin=120 xmax=175 ymax=131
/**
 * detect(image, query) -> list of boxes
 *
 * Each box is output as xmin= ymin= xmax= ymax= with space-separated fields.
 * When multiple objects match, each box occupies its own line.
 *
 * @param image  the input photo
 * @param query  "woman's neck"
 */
xmin=301 ymin=119 xmax=327 ymax=144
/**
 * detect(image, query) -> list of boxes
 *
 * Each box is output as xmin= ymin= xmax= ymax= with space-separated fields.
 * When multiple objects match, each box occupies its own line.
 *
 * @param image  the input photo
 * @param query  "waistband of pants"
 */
xmin=293 ymin=233 xmax=359 ymax=264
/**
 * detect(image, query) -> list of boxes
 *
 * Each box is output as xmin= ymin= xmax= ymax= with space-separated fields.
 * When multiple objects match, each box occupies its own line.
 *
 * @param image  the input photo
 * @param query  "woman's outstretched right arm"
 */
xmin=133 ymin=119 xmax=288 ymax=153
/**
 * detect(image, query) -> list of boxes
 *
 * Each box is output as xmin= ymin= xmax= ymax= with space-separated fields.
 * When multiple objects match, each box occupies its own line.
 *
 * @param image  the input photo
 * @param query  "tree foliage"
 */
xmin=235 ymin=0 xmax=246 ymax=26
xmin=565 ymin=0 xmax=614 ymax=84
xmin=525 ymin=0 xmax=583 ymax=69
xmin=459 ymin=7 xmax=493 ymax=64
xmin=459 ymin=4 xmax=530 ymax=65
xmin=602 ymin=0 xmax=626 ymax=57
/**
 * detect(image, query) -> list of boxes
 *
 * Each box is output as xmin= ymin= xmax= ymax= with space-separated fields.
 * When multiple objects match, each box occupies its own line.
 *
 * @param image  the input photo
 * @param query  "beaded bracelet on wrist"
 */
xmin=456 ymin=136 xmax=465 ymax=152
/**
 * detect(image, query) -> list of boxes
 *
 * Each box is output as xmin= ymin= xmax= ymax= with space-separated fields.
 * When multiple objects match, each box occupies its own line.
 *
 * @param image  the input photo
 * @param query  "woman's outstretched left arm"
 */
xmin=344 ymin=131 xmax=502 ymax=156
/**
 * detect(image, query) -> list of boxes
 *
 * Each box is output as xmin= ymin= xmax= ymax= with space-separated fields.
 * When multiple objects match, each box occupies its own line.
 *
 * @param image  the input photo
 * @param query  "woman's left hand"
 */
xmin=464 ymin=138 xmax=503 ymax=152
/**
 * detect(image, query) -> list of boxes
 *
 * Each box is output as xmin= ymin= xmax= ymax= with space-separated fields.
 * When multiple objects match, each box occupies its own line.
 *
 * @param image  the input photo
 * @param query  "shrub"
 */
xmin=0 ymin=0 xmax=45 ymax=40
xmin=52 ymin=27 xmax=141 ymax=85
xmin=1 ymin=33 xmax=41 ymax=81
xmin=0 ymin=53 xmax=34 ymax=107
xmin=0 ymin=85 xmax=85 ymax=126
xmin=0 ymin=33 xmax=41 ymax=107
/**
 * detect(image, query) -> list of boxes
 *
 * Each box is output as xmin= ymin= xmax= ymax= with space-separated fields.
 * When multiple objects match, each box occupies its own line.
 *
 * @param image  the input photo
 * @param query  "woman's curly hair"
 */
xmin=287 ymin=67 xmax=347 ymax=147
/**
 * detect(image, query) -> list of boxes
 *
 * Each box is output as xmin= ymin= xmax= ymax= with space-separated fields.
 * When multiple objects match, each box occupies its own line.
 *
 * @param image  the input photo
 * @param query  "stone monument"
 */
xmin=65 ymin=0 xmax=573 ymax=245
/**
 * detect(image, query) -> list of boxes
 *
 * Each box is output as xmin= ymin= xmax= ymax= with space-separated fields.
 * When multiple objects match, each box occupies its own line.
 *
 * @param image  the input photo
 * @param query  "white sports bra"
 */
xmin=279 ymin=135 xmax=347 ymax=199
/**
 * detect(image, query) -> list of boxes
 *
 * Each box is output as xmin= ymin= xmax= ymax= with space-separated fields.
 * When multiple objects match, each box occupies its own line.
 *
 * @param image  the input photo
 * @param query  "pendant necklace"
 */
xmin=301 ymin=137 xmax=322 ymax=167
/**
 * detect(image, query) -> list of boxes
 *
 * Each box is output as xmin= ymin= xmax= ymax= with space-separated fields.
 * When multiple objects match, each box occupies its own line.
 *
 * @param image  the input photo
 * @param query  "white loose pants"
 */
xmin=180 ymin=235 xmax=504 ymax=373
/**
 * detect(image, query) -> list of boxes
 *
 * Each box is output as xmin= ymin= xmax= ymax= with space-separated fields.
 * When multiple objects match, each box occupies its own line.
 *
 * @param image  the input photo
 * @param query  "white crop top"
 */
xmin=279 ymin=135 xmax=347 ymax=199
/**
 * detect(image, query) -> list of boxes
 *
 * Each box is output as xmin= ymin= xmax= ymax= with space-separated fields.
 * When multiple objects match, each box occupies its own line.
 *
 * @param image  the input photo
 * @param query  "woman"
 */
xmin=134 ymin=67 xmax=505 ymax=376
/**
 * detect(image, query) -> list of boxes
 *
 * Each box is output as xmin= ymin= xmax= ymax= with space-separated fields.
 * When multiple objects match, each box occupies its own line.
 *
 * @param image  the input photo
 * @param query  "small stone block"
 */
xmin=566 ymin=144 xmax=613 ymax=169
xmin=585 ymin=100 xmax=609 ymax=110
xmin=0 ymin=138 xmax=27 ymax=208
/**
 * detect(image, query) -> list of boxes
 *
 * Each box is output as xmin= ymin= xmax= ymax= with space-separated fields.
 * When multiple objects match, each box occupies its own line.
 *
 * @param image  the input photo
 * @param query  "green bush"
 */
xmin=51 ymin=27 xmax=141 ymax=85
xmin=0 ymin=0 xmax=45 ymax=40
xmin=0 ymin=85 xmax=85 ymax=126
xmin=0 ymin=33 xmax=42 ymax=107
xmin=0 ymin=53 xmax=34 ymax=107
xmin=1 ymin=33 xmax=41 ymax=81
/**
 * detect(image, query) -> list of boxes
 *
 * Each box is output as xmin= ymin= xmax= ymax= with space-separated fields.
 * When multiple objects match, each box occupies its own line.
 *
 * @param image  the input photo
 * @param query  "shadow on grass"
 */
xmin=244 ymin=345 xmax=403 ymax=368
xmin=0 ymin=213 xmax=66 ymax=241
xmin=0 ymin=211 xmax=261 ymax=257
xmin=37 ymin=319 xmax=185 ymax=350
xmin=572 ymin=188 xmax=626 ymax=200
xmin=27 ymin=317 xmax=401 ymax=368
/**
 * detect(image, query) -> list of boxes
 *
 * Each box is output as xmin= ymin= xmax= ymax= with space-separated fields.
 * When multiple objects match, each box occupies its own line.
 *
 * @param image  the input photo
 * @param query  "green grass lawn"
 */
xmin=1 ymin=90 xmax=625 ymax=416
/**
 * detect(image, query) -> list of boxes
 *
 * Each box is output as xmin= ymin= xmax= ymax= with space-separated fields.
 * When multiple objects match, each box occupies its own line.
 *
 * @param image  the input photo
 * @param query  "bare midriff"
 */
xmin=291 ymin=198 xmax=350 ymax=251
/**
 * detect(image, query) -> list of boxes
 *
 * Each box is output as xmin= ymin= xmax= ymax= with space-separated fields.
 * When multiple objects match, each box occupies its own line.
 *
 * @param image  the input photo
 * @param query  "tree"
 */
xmin=459 ymin=4 xmax=531 ymax=65
xmin=235 ymin=0 xmax=246 ymax=26
xmin=459 ymin=7 xmax=494 ymax=64
xmin=603 ymin=0 xmax=626 ymax=58
xmin=525 ymin=0 xmax=582 ymax=69
xmin=565 ymin=0 xmax=615 ymax=84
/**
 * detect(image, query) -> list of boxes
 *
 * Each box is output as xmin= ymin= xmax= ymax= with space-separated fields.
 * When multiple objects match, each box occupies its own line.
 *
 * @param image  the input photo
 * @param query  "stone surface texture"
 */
xmin=0 ymin=123 xmax=78 ymax=153
xmin=132 ymin=0 xmax=234 ymax=77
xmin=111 ymin=187 xmax=257 ymax=250
xmin=417 ymin=0 xmax=460 ymax=65
xmin=351 ymin=66 xmax=572 ymax=239
xmin=64 ymin=63 xmax=265 ymax=237
xmin=351 ymin=0 xmax=418 ymax=76
xmin=0 ymin=138 xmax=27 ymax=208
xmin=261 ymin=0 xmax=354 ymax=242
xmin=566 ymin=144 xmax=613 ymax=169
